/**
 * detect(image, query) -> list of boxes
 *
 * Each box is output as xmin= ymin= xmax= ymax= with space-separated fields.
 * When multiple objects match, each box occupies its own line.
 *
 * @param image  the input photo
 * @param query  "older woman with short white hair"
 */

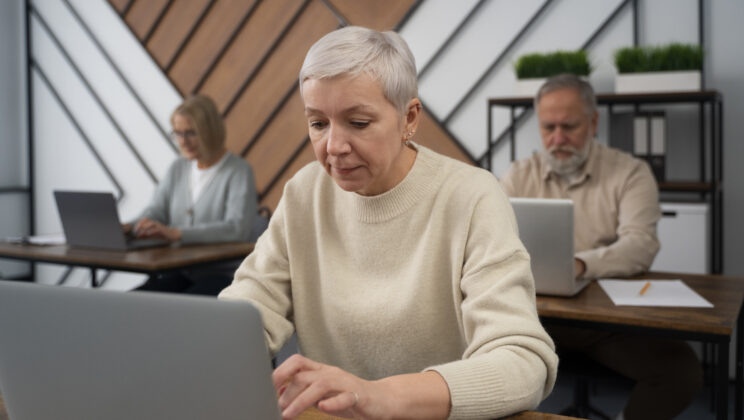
xmin=219 ymin=26 xmax=557 ymax=420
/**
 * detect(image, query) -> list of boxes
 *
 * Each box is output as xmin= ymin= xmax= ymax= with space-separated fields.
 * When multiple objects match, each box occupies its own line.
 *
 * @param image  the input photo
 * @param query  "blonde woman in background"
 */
xmin=126 ymin=94 xmax=257 ymax=295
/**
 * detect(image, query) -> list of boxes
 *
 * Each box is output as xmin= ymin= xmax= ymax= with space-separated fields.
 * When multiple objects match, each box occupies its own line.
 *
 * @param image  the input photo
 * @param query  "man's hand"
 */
xmin=574 ymin=258 xmax=586 ymax=279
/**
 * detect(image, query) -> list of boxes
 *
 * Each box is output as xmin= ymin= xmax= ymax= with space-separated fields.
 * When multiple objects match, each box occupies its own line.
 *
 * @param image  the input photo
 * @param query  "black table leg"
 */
xmin=736 ymin=307 xmax=743 ymax=420
xmin=718 ymin=339 xmax=730 ymax=420
xmin=90 ymin=267 xmax=98 ymax=288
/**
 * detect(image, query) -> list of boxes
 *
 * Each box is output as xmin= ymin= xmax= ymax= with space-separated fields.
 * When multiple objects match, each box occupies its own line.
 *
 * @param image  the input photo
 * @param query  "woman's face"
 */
xmin=302 ymin=74 xmax=420 ymax=196
xmin=172 ymin=113 xmax=201 ymax=161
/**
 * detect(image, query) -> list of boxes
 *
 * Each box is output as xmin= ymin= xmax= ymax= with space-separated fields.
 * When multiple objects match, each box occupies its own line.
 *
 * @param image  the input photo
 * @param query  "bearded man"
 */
xmin=500 ymin=73 xmax=702 ymax=420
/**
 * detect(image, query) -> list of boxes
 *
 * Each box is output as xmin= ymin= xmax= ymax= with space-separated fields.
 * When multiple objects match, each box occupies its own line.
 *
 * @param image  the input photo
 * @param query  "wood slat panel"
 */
xmin=326 ymin=0 xmax=417 ymax=30
xmin=245 ymin=92 xmax=308 ymax=192
xmin=223 ymin=0 xmax=338 ymax=153
xmin=199 ymin=0 xmax=305 ymax=110
xmin=168 ymin=0 xmax=258 ymax=96
xmin=110 ymin=0 xmax=131 ymax=14
xmin=414 ymin=110 xmax=474 ymax=164
xmin=258 ymin=142 xmax=316 ymax=209
xmin=125 ymin=0 xmax=170 ymax=40
xmin=146 ymin=0 xmax=211 ymax=68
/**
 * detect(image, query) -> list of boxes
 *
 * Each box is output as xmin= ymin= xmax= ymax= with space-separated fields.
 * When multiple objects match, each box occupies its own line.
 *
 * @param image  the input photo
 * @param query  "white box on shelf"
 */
xmin=615 ymin=70 xmax=701 ymax=94
xmin=513 ymin=78 xmax=545 ymax=97
xmin=651 ymin=202 xmax=709 ymax=274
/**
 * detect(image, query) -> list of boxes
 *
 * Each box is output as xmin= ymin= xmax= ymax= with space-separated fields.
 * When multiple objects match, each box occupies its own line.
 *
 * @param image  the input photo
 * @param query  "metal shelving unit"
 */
xmin=487 ymin=90 xmax=724 ymax=273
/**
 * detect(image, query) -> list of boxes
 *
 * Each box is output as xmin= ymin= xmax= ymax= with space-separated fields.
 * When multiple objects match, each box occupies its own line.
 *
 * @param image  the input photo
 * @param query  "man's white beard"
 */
xmin=545 ymin=139 xmax=592 ymax=176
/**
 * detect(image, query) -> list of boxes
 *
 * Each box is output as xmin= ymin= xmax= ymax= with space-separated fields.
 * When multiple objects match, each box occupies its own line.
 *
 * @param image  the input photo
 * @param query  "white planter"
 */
xmin=615 ymin=70 xmax=701 ymax=93
xmin=514 ymin=78 xmax=545 ymax=97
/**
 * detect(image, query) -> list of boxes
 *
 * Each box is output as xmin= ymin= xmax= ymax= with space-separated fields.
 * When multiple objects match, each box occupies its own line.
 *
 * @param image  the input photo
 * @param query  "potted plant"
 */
xmin=614 ymin=43 xmax=703 ymax=93
xmin=513 ymin=50 xmax=592 ymax=96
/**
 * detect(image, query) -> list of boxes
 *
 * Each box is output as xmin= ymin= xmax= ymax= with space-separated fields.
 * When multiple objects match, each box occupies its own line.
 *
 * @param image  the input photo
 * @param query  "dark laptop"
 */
xmin=0 ymin=281 xmax=281 ymax=420
xmin=54 ymin=190 xmax=169 ymax=251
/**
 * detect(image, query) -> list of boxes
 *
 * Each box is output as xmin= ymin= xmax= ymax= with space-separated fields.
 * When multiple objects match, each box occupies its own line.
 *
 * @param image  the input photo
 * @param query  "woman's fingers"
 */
xmin=316 ymin=390 xmax=359 ymax=416
xmin=282 ymin=377 xmax=350 ymax=419
xmin=272 ymin=354 xmax=318 ymax=390
xmin=273 ymin=355 xmax=366 ymax=419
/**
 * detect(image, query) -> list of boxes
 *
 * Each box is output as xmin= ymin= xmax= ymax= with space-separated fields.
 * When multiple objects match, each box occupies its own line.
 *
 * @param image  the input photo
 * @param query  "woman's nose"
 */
xmin=326 ymin=126 xmax=351 ymax=155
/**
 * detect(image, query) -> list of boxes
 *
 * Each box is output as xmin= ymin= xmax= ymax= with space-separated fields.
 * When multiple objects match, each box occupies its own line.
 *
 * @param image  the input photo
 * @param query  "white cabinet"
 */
xmin=651 ymin=202 xmax=709 ymax=274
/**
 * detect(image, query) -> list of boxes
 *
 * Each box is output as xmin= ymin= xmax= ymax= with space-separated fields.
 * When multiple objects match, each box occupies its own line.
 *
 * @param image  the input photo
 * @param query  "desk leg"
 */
xmin=90 ymin=268 xmax=98 ymax=288
xmin=718 ymin=339 xmax=730 ymax=420
xmin=736 ymin=308 xmax=743 ymax=420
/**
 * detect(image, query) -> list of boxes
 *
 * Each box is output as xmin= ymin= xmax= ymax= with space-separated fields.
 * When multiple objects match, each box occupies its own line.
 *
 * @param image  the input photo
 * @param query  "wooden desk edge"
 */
xmin=0 ymin=393 xmax=578 ymax=420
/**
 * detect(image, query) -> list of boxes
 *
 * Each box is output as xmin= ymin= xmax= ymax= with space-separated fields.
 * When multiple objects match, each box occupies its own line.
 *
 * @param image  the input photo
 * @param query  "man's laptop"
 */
xmin=54 ymin=190 xmax=169 ymax=251
xmin=0 ymin=281 xmax=281 ymax=420
xmin=509 ymin=197 xmax=589 ymax=296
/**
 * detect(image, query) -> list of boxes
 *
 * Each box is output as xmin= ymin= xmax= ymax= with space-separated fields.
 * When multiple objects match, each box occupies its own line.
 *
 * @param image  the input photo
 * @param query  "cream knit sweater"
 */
xmin=220 ymin=144 xmax=557 ymax=419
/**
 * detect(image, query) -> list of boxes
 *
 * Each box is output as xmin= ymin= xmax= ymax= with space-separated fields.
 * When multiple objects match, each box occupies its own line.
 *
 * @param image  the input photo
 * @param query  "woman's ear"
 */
xmin=404 ymin=98 xmax=422 ymax=137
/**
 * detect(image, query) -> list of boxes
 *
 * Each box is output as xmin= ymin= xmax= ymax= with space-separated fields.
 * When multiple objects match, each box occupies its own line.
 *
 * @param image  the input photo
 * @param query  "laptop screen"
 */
xmin=0 ymin=281 xmax=280 ymax=420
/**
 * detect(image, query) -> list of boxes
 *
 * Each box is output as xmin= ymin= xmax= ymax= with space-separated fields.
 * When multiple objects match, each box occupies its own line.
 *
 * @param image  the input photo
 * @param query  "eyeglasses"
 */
xmin=170 ymin=130 xmax=197 ymax=141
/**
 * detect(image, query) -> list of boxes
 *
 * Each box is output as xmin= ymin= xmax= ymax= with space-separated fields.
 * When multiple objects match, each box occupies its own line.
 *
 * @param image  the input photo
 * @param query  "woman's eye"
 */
xmin=350 ymin=120 xmax=370 ymax=128
xmin=309 ymin=121 xmax=327 ymax=129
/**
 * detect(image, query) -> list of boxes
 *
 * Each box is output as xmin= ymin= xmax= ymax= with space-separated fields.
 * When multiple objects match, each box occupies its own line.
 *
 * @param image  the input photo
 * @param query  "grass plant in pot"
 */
xmin=513 ymin=50 xmax=591 ymax=97
xmin=614 ymin=43 xmax=703 ymax=93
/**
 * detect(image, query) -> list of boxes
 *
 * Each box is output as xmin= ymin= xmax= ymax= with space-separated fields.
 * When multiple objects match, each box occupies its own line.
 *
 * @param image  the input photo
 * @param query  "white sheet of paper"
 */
xmin=598 ymin=279 xmax=713 ymax=308
xmin=5 ymin=233 xmax=66 ymax=246
xmin=27 ymin=233 xmax=66 ymax=245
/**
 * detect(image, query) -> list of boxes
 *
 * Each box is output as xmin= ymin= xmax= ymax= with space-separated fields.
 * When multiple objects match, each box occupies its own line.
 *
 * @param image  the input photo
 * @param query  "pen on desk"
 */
xmin=639 ymin=281 xmax=651 ymax=296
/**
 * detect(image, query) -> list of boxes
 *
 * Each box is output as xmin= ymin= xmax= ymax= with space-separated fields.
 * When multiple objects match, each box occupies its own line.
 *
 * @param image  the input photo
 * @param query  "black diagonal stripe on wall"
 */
xmin=32 ymin=62 xmax=125 ymax=201
xmin=63 ymin=0 xmax=176 ymax=153
xmin=32 ymin=6 xmax=159 ymax=184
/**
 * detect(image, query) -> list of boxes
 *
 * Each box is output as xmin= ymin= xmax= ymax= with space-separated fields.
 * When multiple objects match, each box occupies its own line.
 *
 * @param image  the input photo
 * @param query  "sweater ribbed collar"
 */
xmin=344 ymin=143 xmax=442 ymax=224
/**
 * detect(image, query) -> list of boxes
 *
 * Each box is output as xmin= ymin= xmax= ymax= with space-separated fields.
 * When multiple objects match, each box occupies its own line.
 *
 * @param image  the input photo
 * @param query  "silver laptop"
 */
xmin=0 ymin=280 xmax=281 ymax=420
xmin=54 ymin=190 xmax=169 ymax=250
xmin=509 ymin=197 xmax=588 ymax=296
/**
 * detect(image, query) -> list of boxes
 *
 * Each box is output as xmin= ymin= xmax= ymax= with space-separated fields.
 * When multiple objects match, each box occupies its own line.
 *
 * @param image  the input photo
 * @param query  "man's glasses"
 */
xmin=170 ymin=130 xmax=197 ymax=141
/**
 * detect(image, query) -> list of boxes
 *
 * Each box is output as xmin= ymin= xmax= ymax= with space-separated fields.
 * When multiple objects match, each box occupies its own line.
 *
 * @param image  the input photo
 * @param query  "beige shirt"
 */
xmin=500 ymin=141 xmax=661 ymax=280
xmin=220 ymin=144 xmax=557 ymax=419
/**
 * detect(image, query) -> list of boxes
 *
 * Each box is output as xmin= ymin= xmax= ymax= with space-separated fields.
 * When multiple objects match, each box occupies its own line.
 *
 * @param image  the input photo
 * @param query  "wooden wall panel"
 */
xmin=258 ymin=143 xmax=316 ymax=210
xmin=222 ymin=0 xmax=339 ymax=155
xmin=168 ymin=0 xmax=258 ymax=96
xmin=326 ymin=0 xmax=417 ymax=30
xmin=245 ymin=93 xmax=308 ymax=192
xmin=109 ymin=0 xmax=473 ymax=210
xmin=199 ymin=0 xmax=305 ymax=111
xmin=125 ymin=0 xmax=170 ymax=41
xmin=110 ymin=0 xmax=130 ymax=14
xmin=146 ymin=0 xmax=211 ymax=68
xmin=414 ymin=110 xmax=473 ymax=165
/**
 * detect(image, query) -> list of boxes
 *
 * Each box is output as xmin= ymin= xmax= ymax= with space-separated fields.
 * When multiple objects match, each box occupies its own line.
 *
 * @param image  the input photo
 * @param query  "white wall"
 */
xmin=0 ymin=0 xmax=31 ymax=279
xmin=709 ymin=1 xmax=744 ymax=277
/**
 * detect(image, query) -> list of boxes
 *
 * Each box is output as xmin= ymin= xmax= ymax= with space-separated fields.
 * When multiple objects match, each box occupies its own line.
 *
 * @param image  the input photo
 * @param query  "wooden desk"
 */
xmin=0 ymin=393 xmax=578 ymax=420
xmin=0 ymin=241 xmax=253 ymax=286
xmin=296 ymin=407 xmax=580 ymax=419
xmin=537 ymin=271 xmax=744 ymax=420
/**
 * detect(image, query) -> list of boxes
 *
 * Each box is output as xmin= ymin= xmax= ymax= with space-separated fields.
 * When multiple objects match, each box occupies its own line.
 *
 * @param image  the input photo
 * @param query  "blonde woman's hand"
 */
xmin=132 ymin=218 xmax=182 ymax=242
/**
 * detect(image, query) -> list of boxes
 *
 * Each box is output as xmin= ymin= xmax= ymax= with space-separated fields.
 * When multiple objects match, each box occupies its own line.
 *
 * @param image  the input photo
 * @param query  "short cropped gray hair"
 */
xmin=535 ymin=73 xmax=597 ymax=117
xmin=299 ymin=26 xmax=418 ymax=114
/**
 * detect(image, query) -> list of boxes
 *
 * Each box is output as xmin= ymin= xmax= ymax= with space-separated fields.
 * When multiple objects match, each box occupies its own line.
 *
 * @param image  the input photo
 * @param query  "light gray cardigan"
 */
xmin=133 ymin=152 xmax=257 ymax=244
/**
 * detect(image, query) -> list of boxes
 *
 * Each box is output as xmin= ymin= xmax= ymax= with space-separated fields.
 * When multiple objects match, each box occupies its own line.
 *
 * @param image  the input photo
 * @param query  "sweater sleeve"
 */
xmin=218 ymin=193 xmax=294 ymax=356
xmin=576 ymin=160 xmax=661 ymax=279
xmin=427 ymin=179 xmax=558 ymax=420
xmin=180 ymin=160 xmax=258 ymax=244
xmin=128 ymin=160 xmax=178 ymax=226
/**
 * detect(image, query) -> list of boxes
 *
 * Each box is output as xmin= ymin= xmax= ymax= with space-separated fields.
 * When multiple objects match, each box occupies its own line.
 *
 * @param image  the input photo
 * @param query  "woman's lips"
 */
xmin=333 ymin=166 xmax=359 ymax=175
